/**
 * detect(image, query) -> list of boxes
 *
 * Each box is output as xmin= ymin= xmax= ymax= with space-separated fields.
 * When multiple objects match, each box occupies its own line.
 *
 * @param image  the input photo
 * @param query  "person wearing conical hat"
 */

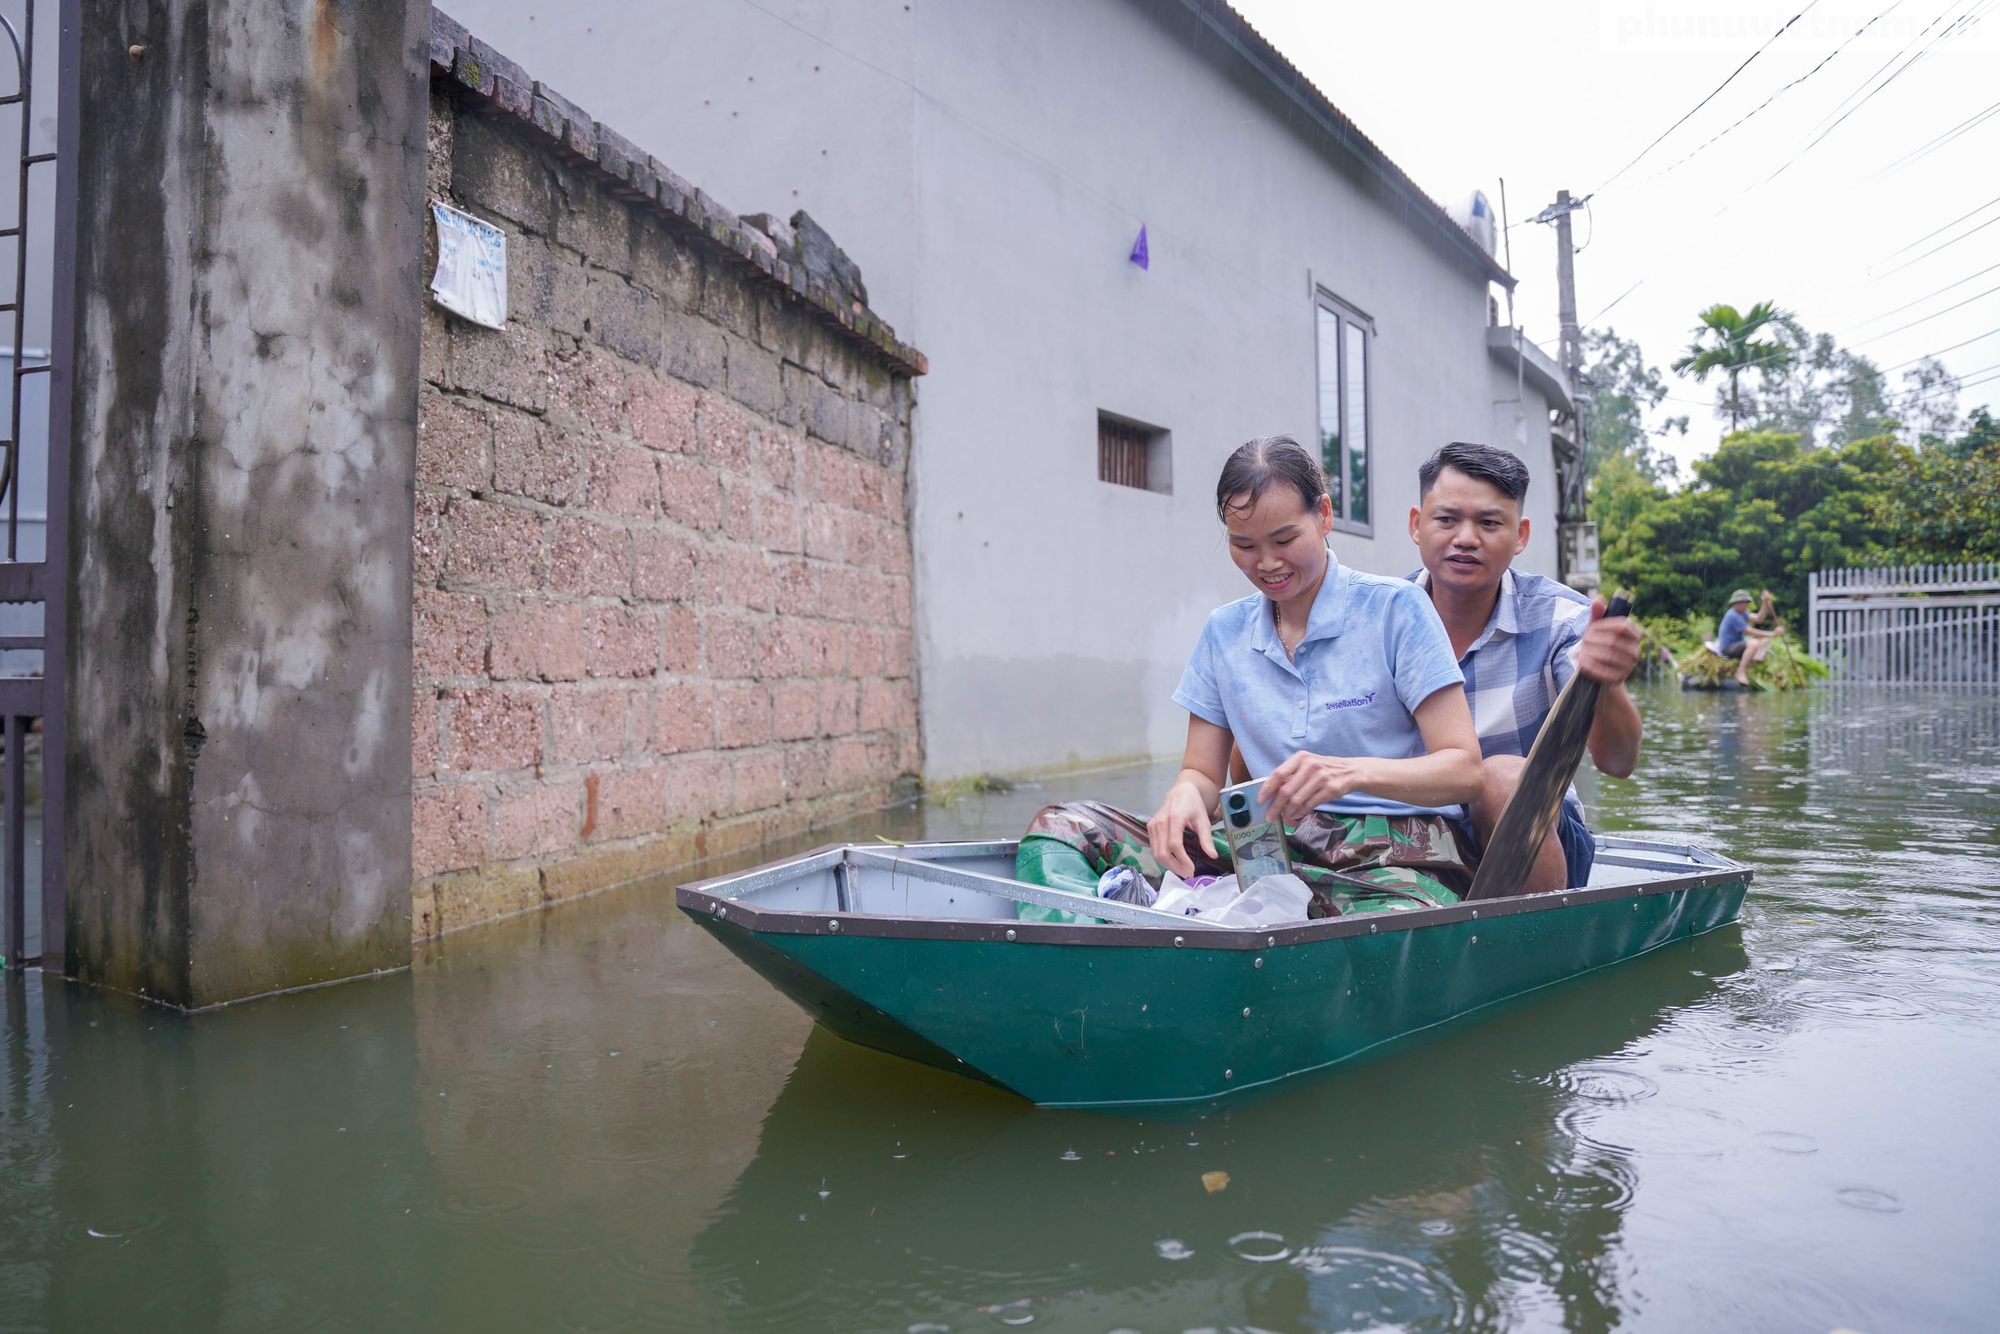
xmin=1718 ymin=588 xmax=1778 ymax=687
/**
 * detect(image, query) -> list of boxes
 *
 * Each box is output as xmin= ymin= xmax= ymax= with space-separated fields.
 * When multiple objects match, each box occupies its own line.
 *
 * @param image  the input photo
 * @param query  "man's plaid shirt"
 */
xmin=1410 ymin=567 xmax=1594 ymax=801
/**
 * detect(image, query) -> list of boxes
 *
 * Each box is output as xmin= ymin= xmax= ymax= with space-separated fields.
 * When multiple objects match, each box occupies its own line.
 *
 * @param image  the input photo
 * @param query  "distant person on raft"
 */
xmin=1717 ymin=588 xmax=1780 ymax=688
xmin=1406 ymin=441 xmax=1645 ymax=892
xmin=1122 ymin=434 xmax=1489 ymax=912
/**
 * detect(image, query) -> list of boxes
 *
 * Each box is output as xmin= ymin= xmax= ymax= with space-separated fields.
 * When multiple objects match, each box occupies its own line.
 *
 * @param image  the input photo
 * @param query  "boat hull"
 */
xmin=681 ymin=838 xmax=1749 ymax=1110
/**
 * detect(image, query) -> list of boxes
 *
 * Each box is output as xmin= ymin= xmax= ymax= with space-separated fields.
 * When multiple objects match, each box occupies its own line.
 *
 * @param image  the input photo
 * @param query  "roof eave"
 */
xmin=1172 ymin=0 xmax=1515 ymax=291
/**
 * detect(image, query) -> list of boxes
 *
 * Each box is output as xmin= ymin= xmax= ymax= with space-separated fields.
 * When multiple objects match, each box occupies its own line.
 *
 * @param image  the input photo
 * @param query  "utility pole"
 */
xmin=1554 ymin=190 xmax=1582 ymax=415
xmin=1534 ymin=188 xmax=1599 ymax=594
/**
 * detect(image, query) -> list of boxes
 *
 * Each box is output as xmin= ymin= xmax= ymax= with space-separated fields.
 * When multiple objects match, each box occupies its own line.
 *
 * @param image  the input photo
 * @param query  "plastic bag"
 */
xmin=1213 ymin=872 xmax=1313 ymax=927
xmin=1153 ymin=873 xmax=1240 ymax=918
xmin=1014 ymin=834 xmax=1102 ymax=923
xmin=1096 ymin=865 xmax=1158 ymax=906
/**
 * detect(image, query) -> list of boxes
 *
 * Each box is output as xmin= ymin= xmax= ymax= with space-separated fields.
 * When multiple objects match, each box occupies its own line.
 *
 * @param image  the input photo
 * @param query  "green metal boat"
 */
xmin=678 ymin=836 xmax=1750 ymax=1111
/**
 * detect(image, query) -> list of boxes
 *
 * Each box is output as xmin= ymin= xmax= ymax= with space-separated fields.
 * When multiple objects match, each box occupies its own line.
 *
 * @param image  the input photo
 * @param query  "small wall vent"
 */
xmin=1097 ymin=412 xmax=1171 ymax=494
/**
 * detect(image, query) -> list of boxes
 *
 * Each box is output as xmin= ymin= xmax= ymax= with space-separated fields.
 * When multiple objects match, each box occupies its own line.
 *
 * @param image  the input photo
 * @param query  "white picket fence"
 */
xmin=1809 ymin=563 xmax=2000 ymax=685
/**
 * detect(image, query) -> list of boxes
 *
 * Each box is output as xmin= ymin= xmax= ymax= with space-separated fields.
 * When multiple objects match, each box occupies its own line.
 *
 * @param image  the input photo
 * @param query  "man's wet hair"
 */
xmin=1418 ymin=441 xmax=1531 ymax=505
xmin=1216 ymin=434 xmax=1328 ymax=521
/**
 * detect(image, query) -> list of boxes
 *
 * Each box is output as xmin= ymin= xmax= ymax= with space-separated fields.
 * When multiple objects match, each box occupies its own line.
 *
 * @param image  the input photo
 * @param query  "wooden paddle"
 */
xmin=1464 ymin=588 xmax=1632 ymax=901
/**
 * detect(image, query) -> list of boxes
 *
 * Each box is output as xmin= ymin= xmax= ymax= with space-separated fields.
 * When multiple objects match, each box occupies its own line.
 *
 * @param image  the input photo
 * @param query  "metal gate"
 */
xmin=0 ymin=0 xmax=73 ymax=971
xmin=1809 ymin=564 xmax=2000 ymax=685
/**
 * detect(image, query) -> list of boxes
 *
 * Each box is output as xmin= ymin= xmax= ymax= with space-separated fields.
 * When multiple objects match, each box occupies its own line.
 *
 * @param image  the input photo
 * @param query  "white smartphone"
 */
xmin=1218 ymin=780 xmax=1291 ymax=882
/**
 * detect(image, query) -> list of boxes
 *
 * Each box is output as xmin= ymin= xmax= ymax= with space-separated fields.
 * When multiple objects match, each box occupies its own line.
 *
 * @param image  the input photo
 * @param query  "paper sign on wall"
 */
xmin=429 ymin=201 xmax=508 ymax=329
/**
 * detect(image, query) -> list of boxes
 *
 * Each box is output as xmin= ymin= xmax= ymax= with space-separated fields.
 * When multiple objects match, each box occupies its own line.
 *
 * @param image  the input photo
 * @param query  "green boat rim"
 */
xmin=676 ymin=835 xmax=1752 ymax=951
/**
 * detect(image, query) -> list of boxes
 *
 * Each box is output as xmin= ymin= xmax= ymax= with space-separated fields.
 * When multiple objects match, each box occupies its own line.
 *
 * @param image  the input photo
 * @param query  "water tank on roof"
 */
xmin=1457 ymin=190 xmax=1497 ymax=256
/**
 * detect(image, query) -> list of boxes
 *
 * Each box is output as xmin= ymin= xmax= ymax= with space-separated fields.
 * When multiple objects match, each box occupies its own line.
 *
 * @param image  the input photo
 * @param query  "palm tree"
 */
xmin=1672 ymin=302 xmax=1790 ymax=432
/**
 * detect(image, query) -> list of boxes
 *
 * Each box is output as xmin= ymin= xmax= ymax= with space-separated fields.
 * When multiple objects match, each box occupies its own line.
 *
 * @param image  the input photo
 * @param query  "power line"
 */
xmin=1883 ymin=325 xmax=2000 ymax=371
xmin=1851 ymin=282 xmax=2000 ymax=346
xmin=1848 ymin=260 xmax=2000 ymax=331
xmin=1878 ymin=210 xmax=2000 ymax=279
xmin=1599 ymin=8 xmax=1993 ymax=315
xmin=1804 ymin=0 xmax=1993 ymax=132
xmin=1592 ymin=1 xmax=1823 ymax=197
xmin=1587 ymin=280 xmax=1645 ymax=326
xmin=1881 ymin=191 xmax=2000 ymax=259
xmin=1871 ymin=95 xmax=2000 ymax=178
xmin=1643 ymin=1 xmax=1905 ymax=184
xmin=1715 ymin=0 xmax=1992 ymax=215
xmin=1944 ymin=356 xmax=2000 ymax=381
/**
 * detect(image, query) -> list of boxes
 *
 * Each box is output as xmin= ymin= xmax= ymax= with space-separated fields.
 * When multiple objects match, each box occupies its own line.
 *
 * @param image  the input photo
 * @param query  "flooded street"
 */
xmin=4 ymin=686 xmax=1997 ymax=1332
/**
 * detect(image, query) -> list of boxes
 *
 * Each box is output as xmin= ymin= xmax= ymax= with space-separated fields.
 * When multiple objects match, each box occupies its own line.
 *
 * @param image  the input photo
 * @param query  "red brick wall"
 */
xmin=412 ymin=82 xmax=919 ymax=935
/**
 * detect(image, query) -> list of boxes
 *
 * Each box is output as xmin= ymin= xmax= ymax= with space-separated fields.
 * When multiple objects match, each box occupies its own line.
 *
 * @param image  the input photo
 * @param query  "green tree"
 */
xmin=1872 ymin=411 xmax=2000 ymax=560
xmin=1580 ymin=327 xmax=1683 ymax=484
xmin=1671 ymin=301 xmax=1790 ymax=431
xmin=1598 ymin=429 xmax=1901 ymax=620
xmin=1751 ymin=318 xmax=1893 ymax=447
xmin=1895 ymin=357 xmax=1964 ymax=448
xmin=1949 ymin=405 xmax=2000 ymax=461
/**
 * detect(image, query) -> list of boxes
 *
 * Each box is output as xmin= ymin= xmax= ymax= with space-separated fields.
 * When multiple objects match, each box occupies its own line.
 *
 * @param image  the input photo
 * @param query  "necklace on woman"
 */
xmin=1273 ymin=600 xmax=1302 ymax=656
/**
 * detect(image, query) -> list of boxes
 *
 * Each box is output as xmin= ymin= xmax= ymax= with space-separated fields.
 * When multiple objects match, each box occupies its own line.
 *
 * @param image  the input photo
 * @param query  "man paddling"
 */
xmin=1408 ymin=442 xmax=1643 ymax=891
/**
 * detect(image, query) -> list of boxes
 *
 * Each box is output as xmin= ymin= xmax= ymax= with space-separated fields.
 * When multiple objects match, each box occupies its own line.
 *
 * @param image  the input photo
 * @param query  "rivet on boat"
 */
xmin=1174 ymin=936 xmax=1185 ymax=948
xmin=1005 ymin=928 xmax=1016 ymax=941
xmin=1471 ymin=935 xmax=1478 ymax=944
xmin=1369 ymin=923 xmax=1377 ymax=933
xmin=1241 ymin=1007 xmax=1251 ymax=1017
xmin=1253 ymin=957 xmax=1263 ymax=969
xmin=1224 ymin=1069 xmax=1233 ymax=1080
xmin=1267 ymin=935 xmax=1276 ymax=947
xmin=828 ymin=919 xmax=840 ymax=931
xmin=1470 ymin=909 xmax=1478 ymax=919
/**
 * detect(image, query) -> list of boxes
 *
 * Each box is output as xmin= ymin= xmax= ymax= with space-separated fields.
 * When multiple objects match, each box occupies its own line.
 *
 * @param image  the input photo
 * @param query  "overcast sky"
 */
xmin=1232 ymin=0 xmax=2000 ymax=471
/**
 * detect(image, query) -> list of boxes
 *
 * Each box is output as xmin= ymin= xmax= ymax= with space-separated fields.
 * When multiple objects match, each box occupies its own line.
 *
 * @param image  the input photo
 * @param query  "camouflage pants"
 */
xmin=1020 ymin=799 xmax=1477 ymax=917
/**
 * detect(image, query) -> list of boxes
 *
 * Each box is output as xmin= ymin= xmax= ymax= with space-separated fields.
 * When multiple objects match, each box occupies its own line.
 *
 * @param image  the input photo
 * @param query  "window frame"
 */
xmin=1313 ymin=291 xmax=1375 ymax=536
xmin=1095 ymin=410 xmax=1173 ymax=495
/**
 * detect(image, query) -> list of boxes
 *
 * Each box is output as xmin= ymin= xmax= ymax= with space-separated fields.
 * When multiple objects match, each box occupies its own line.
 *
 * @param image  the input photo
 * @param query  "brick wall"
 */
xmin=412 ymin=18 xmax=924 ymax=935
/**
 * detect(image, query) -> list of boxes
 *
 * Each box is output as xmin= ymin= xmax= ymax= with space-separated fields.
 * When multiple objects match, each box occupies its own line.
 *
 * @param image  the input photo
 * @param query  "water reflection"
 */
xmin=692 ymin=935 xmax=1739 ymax=1333
xmin=2 ymin=687 xmax=1998 ymax=1332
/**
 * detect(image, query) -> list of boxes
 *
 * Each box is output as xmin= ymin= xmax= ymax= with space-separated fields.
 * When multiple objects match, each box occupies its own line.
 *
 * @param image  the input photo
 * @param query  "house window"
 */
xmin=1315 ymin=295 xmax=1372 ymax=531
xmin=1097 ymin=412 xmax=1172 ymax=494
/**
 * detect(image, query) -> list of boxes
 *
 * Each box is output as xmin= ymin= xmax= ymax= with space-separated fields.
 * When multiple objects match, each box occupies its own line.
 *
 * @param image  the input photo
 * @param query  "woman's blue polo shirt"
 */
xmin=1171 ymin=551 xmax=1465 ymax=816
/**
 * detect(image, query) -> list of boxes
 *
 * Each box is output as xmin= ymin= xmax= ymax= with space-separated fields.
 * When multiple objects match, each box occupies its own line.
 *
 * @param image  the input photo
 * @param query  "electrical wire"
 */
xmin=1847 ymin=260 xmax=2000 ymax=331
xmin=1877 ymin=210 xmax=2000 ymax=279
xmin=1870 ymin=96 xmax=2000 ymax=178
xmin=1851 ymin=282 xmax=2000 ymax=346
xmin=1883 ymin=325 xmax=2000 ymax=371
xmin=1592 ymin=1 xmax=1823 ymax=197
xmin=1587 ymin=280 xmax=1645 ymax=326
xmin=1882 ymin=192 xmax=2000 ymax=259
xmin=1642 ymin=1 xmax=1905 ymax=185
xmin=1803 ymin=0 xmax=1989 ymax=131
xmin=1584 ymin=8 xmax=1990 ymax=339
xmin=1713 ymin=0 xmax=1995 ymax=216
xmin=1943 ymin=356 xmax=2000 ymax=381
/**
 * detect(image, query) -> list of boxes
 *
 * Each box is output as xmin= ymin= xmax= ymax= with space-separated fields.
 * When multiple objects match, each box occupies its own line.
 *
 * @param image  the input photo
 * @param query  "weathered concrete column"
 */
xmin=64 ymin=1 xmax=429 ymax=1005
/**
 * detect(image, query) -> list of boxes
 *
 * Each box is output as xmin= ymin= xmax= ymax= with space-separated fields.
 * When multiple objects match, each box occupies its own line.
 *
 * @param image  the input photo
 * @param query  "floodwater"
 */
xmin=4 ymin=687 xmax=1997 ymax=1332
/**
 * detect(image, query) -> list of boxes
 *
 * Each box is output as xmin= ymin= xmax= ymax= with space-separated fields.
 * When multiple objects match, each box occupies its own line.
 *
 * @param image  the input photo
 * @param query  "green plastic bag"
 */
xmin=1013 ymin=834 xmax=1103 ymax=923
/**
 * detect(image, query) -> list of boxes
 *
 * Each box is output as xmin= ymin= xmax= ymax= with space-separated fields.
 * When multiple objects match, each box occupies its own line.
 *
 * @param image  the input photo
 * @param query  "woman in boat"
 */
xmin=1021 ymin=435 xmax=1486 ymax=916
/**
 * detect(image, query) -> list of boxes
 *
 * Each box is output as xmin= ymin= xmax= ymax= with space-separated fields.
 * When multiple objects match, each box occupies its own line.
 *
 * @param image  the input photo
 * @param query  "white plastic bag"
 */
xmin=1213 ymin=872 xmax=1313 ymax=927
xmin=1152 ymin=872 xmax=1238 ymax=918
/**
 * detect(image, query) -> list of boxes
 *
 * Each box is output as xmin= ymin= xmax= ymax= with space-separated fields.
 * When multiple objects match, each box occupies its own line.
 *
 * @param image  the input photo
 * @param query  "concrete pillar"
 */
xmin=64 ymin=1 xmax=429 ymax=1005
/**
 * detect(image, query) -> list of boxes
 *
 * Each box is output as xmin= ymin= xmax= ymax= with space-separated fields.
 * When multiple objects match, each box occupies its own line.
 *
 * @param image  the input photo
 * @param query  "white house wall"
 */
xmin=909 ymin=0 xmax=1507 ymax=775
xmin=1486 ymin=363 xmax=1563 ymax=581
xmin=440 ymin=0 xmax=1513 ymax=780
